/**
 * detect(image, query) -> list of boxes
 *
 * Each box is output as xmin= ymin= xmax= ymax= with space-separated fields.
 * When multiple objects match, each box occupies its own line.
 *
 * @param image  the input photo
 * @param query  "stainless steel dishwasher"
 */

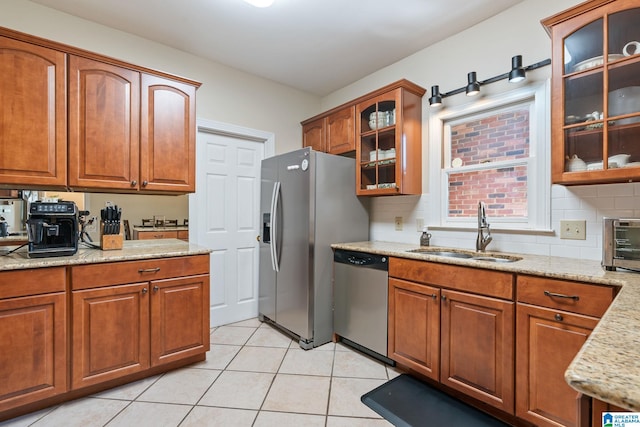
xmin=333 ymin=249 xmax=392 ymax=364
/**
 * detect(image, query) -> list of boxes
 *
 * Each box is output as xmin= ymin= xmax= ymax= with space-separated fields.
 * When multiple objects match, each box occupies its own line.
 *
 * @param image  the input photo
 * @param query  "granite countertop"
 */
xmin=332 ymin=241 xmax=640 ymax=411
xmin=0 ymin=238 xmax=210 ymax=271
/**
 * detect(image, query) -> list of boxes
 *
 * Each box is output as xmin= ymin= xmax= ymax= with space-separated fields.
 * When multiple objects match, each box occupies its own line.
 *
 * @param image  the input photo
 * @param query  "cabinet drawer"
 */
xmin=71 ymin=254 xmax=209 ymax=290
xmin=177 ymin=230 xmax=189 ymax=240
xmin=517 ymin=275 xmax=615 ymax=317
xmin=0 ymin=267 xmax=66 ymax=299
xmin=136 ymin=230 xmax=179 ymax=240
xmin=389 ymin=257 xmax=514 ymax=300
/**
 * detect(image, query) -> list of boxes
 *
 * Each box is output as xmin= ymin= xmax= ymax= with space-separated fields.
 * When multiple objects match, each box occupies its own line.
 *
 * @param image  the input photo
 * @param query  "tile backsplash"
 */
xmin=368 ymin=182 xmax=640 ymax=261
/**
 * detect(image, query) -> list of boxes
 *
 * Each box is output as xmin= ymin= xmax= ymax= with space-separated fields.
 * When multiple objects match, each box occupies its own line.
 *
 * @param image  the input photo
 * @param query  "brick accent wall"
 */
xmin=448 ymin=109 xmax=530 ymax=218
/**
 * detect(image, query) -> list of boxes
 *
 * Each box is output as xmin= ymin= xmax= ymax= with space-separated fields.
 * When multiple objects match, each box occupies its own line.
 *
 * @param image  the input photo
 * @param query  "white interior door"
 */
xmin=191 ymin=120 xmax=273 ymax=327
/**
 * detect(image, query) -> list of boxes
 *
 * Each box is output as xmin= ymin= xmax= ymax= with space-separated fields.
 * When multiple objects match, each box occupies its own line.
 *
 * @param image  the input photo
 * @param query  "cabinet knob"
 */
xmin=153 ymin=285 xmax=159 ymax=292
xmin=429 ymin=293 xmax=437 ymax=299
xmin=142 ymin=288 xmax=148 ymax=294
xmin=441 ymin=295 xmax=446 ymax=301
xmin=131 ymin=180 xmax=137 ymax=187
xmin=554 ymin=313 xmax=563 ymax=322
xmin=142 ymin=180 xmax=148 ymax=187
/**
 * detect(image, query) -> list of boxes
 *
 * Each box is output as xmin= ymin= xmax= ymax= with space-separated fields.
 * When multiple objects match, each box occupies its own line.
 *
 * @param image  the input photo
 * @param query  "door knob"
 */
xmin=256 ymin=235 xmax=261 ymax=242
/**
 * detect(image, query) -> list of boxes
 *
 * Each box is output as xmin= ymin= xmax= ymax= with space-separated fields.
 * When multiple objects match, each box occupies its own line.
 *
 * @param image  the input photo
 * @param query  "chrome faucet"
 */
xmin=476 ymin=201 xmax=492 ymax=252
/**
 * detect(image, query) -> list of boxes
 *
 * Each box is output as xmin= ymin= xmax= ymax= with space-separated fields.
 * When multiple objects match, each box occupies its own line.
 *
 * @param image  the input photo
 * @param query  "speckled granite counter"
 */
xmin=0 ymin=238 xmax=210 ymax=271
xmin=332 ymin=241 xmax=640 ymax=411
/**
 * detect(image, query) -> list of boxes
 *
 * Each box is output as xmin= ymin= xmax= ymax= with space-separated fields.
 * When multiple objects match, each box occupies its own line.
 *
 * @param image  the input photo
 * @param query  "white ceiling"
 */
xmin=31 ymin=0 xmax=524 ymax=96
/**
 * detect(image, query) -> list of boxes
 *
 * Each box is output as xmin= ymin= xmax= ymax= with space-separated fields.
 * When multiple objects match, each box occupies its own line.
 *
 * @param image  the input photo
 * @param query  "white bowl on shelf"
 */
xmin=608 ymin=154 xmax=631 ymax=166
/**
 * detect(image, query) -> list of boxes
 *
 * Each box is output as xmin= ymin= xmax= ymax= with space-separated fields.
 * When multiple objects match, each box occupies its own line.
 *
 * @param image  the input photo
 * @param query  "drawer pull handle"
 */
xmin=554 ymin=313 xmax=563 ymax=321
xmin=544 ymin=290 xmax=579 ymax=301
xmin=138 ymin=268 xmax=161 ymax=273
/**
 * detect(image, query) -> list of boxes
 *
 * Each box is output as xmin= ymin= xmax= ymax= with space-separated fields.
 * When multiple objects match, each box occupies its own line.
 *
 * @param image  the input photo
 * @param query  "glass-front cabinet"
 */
xmin=544 ymin=1 xmax=640 ymax=184
xmin=355 ymin=80 xmax=424 ymax=195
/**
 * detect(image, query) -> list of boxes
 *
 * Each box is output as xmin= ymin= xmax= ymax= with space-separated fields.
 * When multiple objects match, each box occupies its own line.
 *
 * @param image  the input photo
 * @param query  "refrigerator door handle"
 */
xmin=270 ymin=181 xmax=281 ymax=272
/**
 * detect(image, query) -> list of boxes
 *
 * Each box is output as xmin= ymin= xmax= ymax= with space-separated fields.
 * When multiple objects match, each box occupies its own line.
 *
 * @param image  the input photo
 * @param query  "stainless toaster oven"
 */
xmin=603 ymin=218 xmax=640 ymax=271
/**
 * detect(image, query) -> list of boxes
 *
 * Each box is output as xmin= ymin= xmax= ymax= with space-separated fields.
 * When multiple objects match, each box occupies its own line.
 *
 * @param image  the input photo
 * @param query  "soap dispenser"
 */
xmin=420 ymin=227 xmax=432 ymax=247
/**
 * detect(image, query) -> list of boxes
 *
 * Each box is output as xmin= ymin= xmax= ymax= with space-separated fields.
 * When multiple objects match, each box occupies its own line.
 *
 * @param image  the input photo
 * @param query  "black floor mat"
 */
xmin=361 ymin=374 xmax=510 ymax=427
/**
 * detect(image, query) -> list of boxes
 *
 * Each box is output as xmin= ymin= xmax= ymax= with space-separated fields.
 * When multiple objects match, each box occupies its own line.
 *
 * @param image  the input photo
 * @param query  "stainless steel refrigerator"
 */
xmin=259 ymin=147 xmax=369 ymax=349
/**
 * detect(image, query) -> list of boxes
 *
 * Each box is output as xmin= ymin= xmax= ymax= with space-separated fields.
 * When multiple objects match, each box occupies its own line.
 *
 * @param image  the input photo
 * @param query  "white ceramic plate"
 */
xmin=573 ymin=54 xmax=624 ymax=72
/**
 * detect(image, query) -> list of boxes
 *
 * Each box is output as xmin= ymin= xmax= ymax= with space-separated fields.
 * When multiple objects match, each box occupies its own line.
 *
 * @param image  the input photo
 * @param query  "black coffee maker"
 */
xmin=27 ymin=201 xmax=79 ymax=258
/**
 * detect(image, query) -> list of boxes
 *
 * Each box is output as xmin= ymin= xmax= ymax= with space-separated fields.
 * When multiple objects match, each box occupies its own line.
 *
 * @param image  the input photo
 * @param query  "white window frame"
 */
xmin=428 ymin=80 xmax=551 ymax=232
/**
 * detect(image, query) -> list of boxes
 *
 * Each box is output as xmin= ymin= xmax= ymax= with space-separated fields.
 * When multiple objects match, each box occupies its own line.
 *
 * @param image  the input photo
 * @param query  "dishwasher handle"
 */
xmin=334 ymin=250 xmax=388 ymax=271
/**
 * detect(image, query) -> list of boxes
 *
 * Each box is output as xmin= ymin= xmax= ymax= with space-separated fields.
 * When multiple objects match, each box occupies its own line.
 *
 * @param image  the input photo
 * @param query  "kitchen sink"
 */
xmin=407 ymin=248 xmax=521 ymax=263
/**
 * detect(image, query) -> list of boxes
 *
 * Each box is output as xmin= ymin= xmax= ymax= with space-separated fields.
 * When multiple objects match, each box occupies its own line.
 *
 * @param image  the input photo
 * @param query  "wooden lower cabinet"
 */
xmin=388 ymin=278 xmax=440 ymax=381
xmin=0 ymin=267 xmax=67 ymax=413
xmin=150 ymin=275 xmax=209 ymax=366
xmin=441 ymin=289 xmax=514 ymax=413
xmin=71 ymin=282 xmax=150 ymax=389
xmin=388 ymin=258 xmax=515 ymax=414
xmin=70 ymin=255 xmax=210 ymax=390
xmin=516 ymin=303 xmax=598 ymax=427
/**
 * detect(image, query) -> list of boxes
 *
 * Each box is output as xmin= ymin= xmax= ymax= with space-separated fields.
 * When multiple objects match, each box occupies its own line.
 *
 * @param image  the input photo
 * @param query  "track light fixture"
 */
xmin=508 ymin=55 xmax=526 ymax=83
xmin=428 ymin=56 xmax=551 ymax=107
xmin=428 ymin=85 xmax=442 ymax=106
xmin=465 ymin=72 xmax=480 ymax=96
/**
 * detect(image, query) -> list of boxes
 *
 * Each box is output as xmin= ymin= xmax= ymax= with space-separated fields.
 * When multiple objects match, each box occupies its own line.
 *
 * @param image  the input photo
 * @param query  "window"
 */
xmin=428 ymin=82 xmax=550 ymax=231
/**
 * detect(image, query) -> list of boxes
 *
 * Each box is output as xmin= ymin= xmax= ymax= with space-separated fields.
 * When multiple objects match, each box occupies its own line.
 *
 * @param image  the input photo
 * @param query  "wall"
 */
xmin=320 ymin=0 xmax=640 ymax=260
xmin=1 ymin=0 xmax=320 ymax=228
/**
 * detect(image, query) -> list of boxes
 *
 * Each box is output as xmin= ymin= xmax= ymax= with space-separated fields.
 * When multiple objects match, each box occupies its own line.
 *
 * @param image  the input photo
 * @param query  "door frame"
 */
xmin=189 ymin=118 xmax=275 ymax=327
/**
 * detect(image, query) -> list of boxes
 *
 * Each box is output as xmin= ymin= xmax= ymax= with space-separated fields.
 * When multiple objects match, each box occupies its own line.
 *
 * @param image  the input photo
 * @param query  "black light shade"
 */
xmin=429 ymin=85 xmax=442 ymax=107
xmin=465 ymin=72 xmax=480 ymax=96
xmin=509 ymin=55 xmax=526 ymax=83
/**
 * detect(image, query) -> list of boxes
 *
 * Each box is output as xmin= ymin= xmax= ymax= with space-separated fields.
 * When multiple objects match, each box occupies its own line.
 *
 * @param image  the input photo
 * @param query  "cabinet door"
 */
xmin=68 ymin=56 xmax=140 ymax=190
xmin=141 ymin=74 xmax=196 ymax=192
xmin=0 ymin=292 xmax=66 ymax=412
xmin=72 ymin=283 xmax=150 ymax=389
xmin=326 ymin=106 xmax=355 ymax=154
xmin=0 ymin=36 xmax=66 ymax=188
xmin=388 ymin=278 xmax=440 ymax=381
xmin=440 ymin=289 xmax=514 ymax=414
xmin=150 ymin=274 xmax=210 ymax=366
xmin=302 ymin=117 xmax=326 ymax=152
xmin=544 ymin=3 xmax=640 ymax=185
xmin=516 ymin=302 xmax=598 ymax=427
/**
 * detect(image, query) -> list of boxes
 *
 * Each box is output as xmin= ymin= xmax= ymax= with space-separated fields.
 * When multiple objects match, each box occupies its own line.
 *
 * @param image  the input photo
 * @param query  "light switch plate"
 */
xmin=416 ymin=218 xmax=424 ymax=232
xmin=560 ymin=220 xmax=586 ymax=240
xmin=395 ymin=216 xmax=403 ymax=231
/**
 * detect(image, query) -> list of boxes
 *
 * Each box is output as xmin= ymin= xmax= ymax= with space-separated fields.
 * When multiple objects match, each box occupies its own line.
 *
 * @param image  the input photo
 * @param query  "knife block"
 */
xmin=100 ymin=221 xmax=123 ymax=250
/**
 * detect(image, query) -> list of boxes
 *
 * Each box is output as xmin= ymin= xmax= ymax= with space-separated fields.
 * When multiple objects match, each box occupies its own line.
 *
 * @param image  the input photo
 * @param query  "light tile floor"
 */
xmin=1 ymin=318 xmax=398 ymax=427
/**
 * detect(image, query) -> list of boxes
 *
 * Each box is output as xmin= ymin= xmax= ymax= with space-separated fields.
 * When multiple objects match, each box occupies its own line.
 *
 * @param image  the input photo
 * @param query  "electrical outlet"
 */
xmin=560 ymin=220 xmax=586 ymax=240
xmin=416 ymin=218 xmax=424 ymax=231
xmin=395 ymin=216 xmax=403 ymax=231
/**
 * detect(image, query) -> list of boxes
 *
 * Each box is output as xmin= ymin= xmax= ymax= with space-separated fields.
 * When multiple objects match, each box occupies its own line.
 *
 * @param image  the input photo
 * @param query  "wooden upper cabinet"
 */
xmin=68 ymin=56 xmax=141 ymax=190
xmin=543 ymin=0 xmax=640 ymax=185
xmin=0 ymin=27 xmax=200 ymax=194
xmin=0 ymin=36 xmax=67 ymax=188
xmin=141 ymin=75 xmax=196 ymax=192
xmin=355 ymin=80 xmax=424 ymax=196
xmin=326 ymin=106 xmax=356 ymax=154
xmin=302 ymin=117 xmax=326 ymax=152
